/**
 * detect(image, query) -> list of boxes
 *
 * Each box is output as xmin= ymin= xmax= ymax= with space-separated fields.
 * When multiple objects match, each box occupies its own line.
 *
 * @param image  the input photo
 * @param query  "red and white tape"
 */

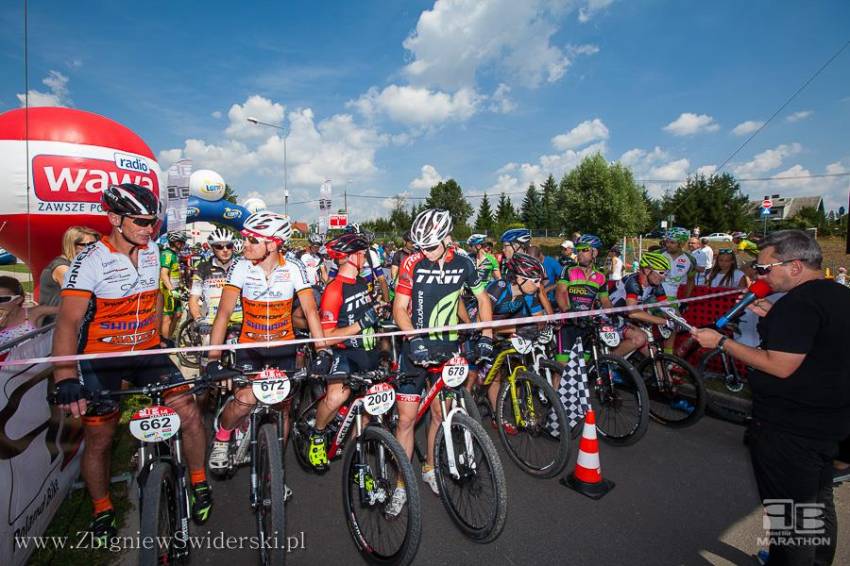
xmin=0 ymin=289 xmax=738 ymax=368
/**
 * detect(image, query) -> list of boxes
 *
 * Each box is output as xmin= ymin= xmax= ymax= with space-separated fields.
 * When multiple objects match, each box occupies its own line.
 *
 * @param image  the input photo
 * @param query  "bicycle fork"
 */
xmin=439 ymin=390 xmax=477 ymax=479
xmin=171 ymin=433 xmax=192 ymax=557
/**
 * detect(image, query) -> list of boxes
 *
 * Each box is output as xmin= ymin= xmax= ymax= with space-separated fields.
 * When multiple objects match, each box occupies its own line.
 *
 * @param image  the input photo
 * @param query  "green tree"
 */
xmin=660 ymin=173 xmax=753 ymax=234
xmin=540 ymin=174 xmax=559 ymax=229
xmin=520 ymin=183 xmax=544 ymax=228
xmin=424 ymin=179 xmax=473 ymax=235
xmin=388 ymin=195 xmax=412 ymax=230
xmin=223 ymin=184 xmax=239 ymax=204
xmin=474 ymin=193 xmax=495 ymax=234
xmin=494 ymin=192 xmax=518 ymax=231
xmin=559 ymin=153 xmax=650 ymax=243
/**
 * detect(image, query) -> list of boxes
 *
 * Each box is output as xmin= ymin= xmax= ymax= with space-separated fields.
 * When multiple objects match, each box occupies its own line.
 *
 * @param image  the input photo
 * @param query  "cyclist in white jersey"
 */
xmin=661 ymin=227 xmax=696 ymax=353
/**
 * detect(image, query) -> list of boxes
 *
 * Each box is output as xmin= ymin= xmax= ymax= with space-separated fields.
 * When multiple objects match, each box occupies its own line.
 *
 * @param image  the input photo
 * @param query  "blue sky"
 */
xmin=2 ymin=0 xmax=849 ymax=222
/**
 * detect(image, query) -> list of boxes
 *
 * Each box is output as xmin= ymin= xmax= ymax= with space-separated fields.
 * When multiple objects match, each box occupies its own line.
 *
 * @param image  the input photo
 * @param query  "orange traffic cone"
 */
xmin=560 ymin=408 xmax=615 ymax=499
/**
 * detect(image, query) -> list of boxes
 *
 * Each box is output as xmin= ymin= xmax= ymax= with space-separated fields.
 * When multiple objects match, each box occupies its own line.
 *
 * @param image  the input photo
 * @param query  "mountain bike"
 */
xmin=394 ymin=352 xmax=508 ymax=543
xmin=541 ymin=317 xmax=649 ymax=446
xmin=291 ymin=369 xmax=421 ymax=565
xmin=627 ymin=321 xmax=706 ymax=427
xmin=206 ymin=364 xmax=306 ymax=566
xmin=175 ymin=319 xmax=240 ymax=369
xmin=471 ymin=326 xmax=570 ymax=478
xmin=52 ymin=377 xmax=206 ymax=565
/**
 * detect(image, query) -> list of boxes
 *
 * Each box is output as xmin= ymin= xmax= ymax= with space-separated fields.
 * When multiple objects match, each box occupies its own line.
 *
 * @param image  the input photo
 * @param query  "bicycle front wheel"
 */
xmin=342 ymin=426 xmax=421 ymax=565
xmin=433 ymin=413 xmax=508 ymax=543
xmin=496 ymin=370 xmax=570 ymax=478
xmin=176 ymin=318 xmax=202 ymax=369
xmin=257 ymin=423 xmax=286 ymax=565
xmin=698 ymin=349 xmax=751 ymax=425
xmin=588 ymin=354 xmax=649 ymax=446
xmin=139 ymin=462 xmax=179 ymax=566
xmin=637 ymin=353 xmax=706 ymax=427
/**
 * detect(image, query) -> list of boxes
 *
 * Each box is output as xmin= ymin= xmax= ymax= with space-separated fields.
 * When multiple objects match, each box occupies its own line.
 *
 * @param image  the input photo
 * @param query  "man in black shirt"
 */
xmin=694 ymin=229 xmax=850 ymax=565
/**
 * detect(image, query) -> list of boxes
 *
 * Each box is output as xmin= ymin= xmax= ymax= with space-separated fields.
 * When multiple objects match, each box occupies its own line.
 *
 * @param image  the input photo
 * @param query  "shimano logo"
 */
xmin=114 ymin=152 xmax=150 ymax=173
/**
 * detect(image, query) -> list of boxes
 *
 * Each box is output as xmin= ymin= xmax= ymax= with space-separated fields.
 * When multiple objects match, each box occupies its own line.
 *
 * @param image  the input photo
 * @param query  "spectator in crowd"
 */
xmin=529 ymin=245 xmax=561 ymax=303
xmin=0 ymin=276 xmax=58 ymax=356
xmin=693 ymin=229 xmax=850 ymax=565
xmin=37 ymin=226 xmax=100 ymax=308
xmin=688 ymin=237 xmax=714 ymax=285
xmin=559 ymin=240 xmax=576 ymax=267
xmin=836 ymin=266 xmax=847 ymax=286
xmin=692 ymin=225 xmax=701 ymax=237
xmin=606 ymin=245 xmax=623 ymax=291
xmin=390 ymin=231 xmax=416 ymax=284
xmin=705 ymin=249 xmax=748 ymax=289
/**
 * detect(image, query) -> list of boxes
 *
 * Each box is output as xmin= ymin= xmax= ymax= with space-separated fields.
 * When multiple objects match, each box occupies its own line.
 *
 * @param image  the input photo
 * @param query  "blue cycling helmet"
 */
xmin=466 ymin=233 xmax=486 ymax=246
xmin=576 ymin=234 xmax=603 ymax=250
xmin=500 ymin=228 xmax=532 ymax=245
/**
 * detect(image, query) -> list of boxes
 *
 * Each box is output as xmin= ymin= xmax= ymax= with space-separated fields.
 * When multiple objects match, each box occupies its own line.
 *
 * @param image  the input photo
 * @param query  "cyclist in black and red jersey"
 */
xmin=308 ymin=233 xmax=382 ymax=471
xmin=393 ymin=208 xmax=495 ymax=499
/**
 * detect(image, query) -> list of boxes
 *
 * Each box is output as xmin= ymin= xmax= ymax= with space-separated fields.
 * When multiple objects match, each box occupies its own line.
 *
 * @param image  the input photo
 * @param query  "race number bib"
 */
xmin=599 ymin=325 xmax=621 ymax=347
xmin=364 ymin=383 xmax=395 ymax=416
xmin=251 ymin=368 xmax=292 ymax=404
xmin=441 ymin=356 xmax=469 ymax=387
xmin=129 ymin=406 xmax=181 ymax=443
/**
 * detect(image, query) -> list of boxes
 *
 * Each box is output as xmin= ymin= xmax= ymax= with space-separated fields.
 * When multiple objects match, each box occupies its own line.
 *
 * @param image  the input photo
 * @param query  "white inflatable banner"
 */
xmin=166 ymin=159 xmax=192 ymax=232
xmin=0 ymin=330 xmax=83 ymax=566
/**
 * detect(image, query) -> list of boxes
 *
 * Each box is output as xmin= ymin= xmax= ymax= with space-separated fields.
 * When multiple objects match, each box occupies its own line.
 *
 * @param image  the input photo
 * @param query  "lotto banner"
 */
xmin=0 ymin=331 xmax=84 ymax=566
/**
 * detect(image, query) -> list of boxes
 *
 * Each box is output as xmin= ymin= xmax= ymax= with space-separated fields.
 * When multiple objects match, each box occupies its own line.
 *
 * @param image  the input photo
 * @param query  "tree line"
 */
xmin=361 ymin=153 xmax=846 ymax=244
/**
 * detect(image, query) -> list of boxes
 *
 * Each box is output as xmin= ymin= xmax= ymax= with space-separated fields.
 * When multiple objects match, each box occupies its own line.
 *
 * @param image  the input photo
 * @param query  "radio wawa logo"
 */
xmin=32 ymin=153 xmax=159 ymax=203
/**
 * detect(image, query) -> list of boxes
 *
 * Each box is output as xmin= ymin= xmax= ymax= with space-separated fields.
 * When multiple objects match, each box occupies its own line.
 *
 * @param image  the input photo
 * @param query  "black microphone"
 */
xmin=716 ymin=279 xmax=772 ymax=329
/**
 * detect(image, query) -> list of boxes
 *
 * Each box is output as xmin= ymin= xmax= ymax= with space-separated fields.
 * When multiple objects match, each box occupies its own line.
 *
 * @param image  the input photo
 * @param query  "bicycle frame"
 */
xmin=481 ymin=344 xmax=536 ymax=428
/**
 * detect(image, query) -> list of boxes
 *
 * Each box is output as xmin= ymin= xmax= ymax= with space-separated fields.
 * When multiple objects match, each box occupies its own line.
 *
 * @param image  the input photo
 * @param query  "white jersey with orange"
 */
xmin=225 ymin=255 xmax=310 ymax=343
xmin=61 ymin=237 xmax=161 ymax=353
xmin=661 ymin=251 xmax=696 ymax=299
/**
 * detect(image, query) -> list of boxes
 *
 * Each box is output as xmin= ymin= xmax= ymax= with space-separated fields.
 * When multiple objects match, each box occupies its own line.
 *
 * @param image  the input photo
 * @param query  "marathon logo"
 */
xmin=33 ymin=154 xmax=158 ymax=203
xmin=113 ymin=152 xmax=150 ymax=173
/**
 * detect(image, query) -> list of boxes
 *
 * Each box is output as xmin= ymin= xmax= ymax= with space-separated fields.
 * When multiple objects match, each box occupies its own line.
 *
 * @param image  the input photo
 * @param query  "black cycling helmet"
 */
xmin=327 ymin=233 xmax=370 ymax=256
xmin=101 ymin=183 xmax=159 ymax=216
xmin=506 ymin=252 xmax=545 ymax=281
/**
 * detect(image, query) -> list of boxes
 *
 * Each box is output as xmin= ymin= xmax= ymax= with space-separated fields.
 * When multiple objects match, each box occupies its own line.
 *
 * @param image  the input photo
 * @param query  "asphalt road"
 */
xmin=173 ymin=415 xmax=849 ymax=566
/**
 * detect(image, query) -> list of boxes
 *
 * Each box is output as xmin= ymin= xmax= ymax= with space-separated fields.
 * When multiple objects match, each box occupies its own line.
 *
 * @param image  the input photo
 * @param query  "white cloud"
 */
xmin=16 ymin=70 xmax=72 ymax=107
xmin=489 ymin=83 xmax=516 ymax=114
xmin=696 ymin=164 xmax=717 ymax=177
xmin=158 ymin=97 xmax=387 ymax=210
xmin=552 ymin=118 xmax=609 ymax=150
xmin=578 ymin=0 xmax=615 ymax=22
xmin=663 ymin=112 xmax=719 ymax=136
xmin=349 ymin=85 xmax=481 ymax=126
xmin=616 ymin=146 xmax=693 ymax=197
xmin=731 ymin=120 xmax=764 ymax=136
xmin=731 ymin=143 xmax=802 ymax=178
xmin=401 ymin=0 xmax=598 ymax=91
xmin=409 ymin=165 xmax=445 ymax=190
xmin=211 ymin=111 xmax=222 ymax=119
xmin=225 ymin=95 xmax=286 ymax=139
xmin=786 ymin=110 xmax=813 ymax=123
xmin=618 ymin=146 xmax=669 ymax=169
xmin=739 ymin=161 xmax=849 ymax=212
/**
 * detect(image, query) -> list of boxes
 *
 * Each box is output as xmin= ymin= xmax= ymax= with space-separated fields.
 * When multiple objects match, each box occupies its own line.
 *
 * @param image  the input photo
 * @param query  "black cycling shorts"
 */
xmin=232 ymin=345 xmax=296 ymax=373
xmin=330 ymin=348 xmax=379 ymax=377
xmin=79 ymin=349 xmax=183 ymax=413
xmin=397 ymin=340 xmax=458 ymax=400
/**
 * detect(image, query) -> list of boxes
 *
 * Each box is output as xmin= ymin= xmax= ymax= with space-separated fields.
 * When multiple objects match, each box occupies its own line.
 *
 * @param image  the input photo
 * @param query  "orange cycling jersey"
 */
xmin=61 ymin=237 xmax=161 ymax=353
xmin=225 ymin=256 xmax=310 ymax=343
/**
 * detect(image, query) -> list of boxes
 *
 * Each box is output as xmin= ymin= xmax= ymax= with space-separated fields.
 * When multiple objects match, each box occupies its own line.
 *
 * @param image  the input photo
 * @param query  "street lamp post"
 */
xmin=247 ymin=117 xmax=288 ymax=216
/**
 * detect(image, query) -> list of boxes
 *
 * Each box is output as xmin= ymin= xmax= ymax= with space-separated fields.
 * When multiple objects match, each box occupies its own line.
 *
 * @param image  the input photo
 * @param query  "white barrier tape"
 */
xmin=0 ymin=289 xmax=738 ymax=368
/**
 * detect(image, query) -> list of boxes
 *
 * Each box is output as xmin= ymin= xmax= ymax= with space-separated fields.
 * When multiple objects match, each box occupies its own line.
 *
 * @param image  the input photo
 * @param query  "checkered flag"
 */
xmin=547 ymin=337 xmax=592 ymax=435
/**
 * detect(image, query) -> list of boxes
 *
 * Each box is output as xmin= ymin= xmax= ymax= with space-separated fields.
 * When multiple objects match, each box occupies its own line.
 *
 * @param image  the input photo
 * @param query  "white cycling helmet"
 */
xmin=207 ymin=227 xmax=234 ymax=244
xmin=241 ymin=211 xmax=292 ymax=243
xmin=410 ymin=208 xmax=453 ymax=248
xmin=232 ymin=239 xmax=244 ymax=254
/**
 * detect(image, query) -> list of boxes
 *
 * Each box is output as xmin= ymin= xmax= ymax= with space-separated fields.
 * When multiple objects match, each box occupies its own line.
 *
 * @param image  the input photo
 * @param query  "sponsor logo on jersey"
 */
xmin=33 ymin=155 xmax=159 ymax=203
xmin=113 ymin=152 xmax=151 ymax=173
xmin=100 ymin=329 xmax=156 ymax=346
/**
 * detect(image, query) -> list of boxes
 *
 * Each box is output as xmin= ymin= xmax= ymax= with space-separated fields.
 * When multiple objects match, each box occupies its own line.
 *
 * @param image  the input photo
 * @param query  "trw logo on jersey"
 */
xmin=414 ymin=268 xmax=464 ymax=285
xmin=33 ymin=154 xmax=158 ymax=203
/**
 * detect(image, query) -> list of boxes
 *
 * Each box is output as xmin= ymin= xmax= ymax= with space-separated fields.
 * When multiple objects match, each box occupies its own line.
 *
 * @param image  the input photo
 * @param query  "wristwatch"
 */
xmin=717 ymin=336 xmax=728 ymax=352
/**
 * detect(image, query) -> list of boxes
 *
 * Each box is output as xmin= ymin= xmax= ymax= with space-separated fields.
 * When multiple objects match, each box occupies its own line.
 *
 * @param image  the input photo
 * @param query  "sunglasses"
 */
xmin=0 ymin=294 xmax=21 ymax=303
xmin=212 ymin=243 xmax=234 ymax=251
xmin=717 ymin=248 xmax=734 ymax=255
xmin=122 ymin=215 xmax=158 ymax=227
xmin=74 ymin=240 xmax=96 ymax=247
xmin=420 ymin=243 xmax=442 ymax=253
xmin=651 ymin=270 xmax=669 ymax=278
xmin=575 ymin=245 xmax=592 ymax=252
xmin=753 ymin=259 xmax=798 ymax=275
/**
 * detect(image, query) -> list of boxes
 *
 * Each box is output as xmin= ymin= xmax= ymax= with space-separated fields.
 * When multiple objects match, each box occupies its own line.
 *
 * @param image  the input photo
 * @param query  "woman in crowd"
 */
xmin=705 ymin=248 xmax=749 ymax=289
xmin=37 ymin=226 xmax=100 ymax=307
xmin=0 ymin=276 xmax=58 ymax=356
